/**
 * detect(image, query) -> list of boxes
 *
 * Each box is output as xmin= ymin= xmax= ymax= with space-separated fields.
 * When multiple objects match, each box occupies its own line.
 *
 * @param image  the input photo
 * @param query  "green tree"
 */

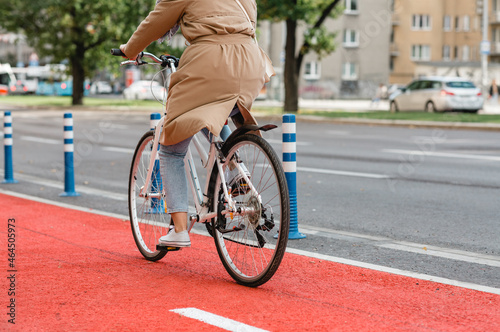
xmin=0 ymin=0 xmax=160 ymax=105
xmin=258 ymin=0 xmax=342 ymax=112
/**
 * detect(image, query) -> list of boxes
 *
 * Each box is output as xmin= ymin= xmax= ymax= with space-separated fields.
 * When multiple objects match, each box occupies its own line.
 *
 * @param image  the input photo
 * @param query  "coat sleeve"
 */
xmin=122 ymin=0 xmax=186 ymax=59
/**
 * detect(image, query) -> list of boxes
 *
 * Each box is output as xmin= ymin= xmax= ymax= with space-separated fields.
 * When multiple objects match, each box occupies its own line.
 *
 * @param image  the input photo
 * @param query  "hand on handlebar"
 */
xmin=111 ymin=47 xmax=178 ymax=69
xmin=119 ymin=44 xmax=137 ymax=60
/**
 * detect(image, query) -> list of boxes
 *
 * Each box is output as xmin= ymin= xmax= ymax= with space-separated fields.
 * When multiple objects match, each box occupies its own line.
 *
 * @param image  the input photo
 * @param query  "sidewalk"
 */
xmin=254 ymin=99 xmax=390 ymax=112
xmin=255 ymin=98 xmax=500 ymax=114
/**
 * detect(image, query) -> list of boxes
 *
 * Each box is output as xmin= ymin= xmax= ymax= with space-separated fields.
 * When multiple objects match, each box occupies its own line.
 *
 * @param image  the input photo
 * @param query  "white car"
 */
xmin=389 ymin=77 xmax=483 ymax=113
xmin=123 ymin=80 xmax=166 ymax=100
xmin=90 ymin=81 xmax=113 ymax=94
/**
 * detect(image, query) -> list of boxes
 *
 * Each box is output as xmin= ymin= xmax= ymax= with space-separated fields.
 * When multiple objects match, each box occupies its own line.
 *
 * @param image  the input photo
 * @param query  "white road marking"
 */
xmin=383 ymin=149 xmax=500 ymax=162
xmin=300 ymin=225 xmax=500 ymax=268
xmin=0 ymin=189 xmax=498 ymax=295
xmin=267 ymin=139 xmax=310 ymax=146
xmin=102 ymin=146 xmax=135 ymax=154
xmin=21 ymin=136 xmax=60 ymax=144
xmin=327 ymin=130 xmax=350 ymax=135
xmin=297 ymin=166 xmax=389 ymax=179
xmin=170 ymin=308 xmax=269 ymax=332
xmin=0 ymin=189 xmax=128 ymax=220
xmin=0 ymin=171 xmax=127 ymax=201
xmin=286 ymin=247 xmax=500 ymax=295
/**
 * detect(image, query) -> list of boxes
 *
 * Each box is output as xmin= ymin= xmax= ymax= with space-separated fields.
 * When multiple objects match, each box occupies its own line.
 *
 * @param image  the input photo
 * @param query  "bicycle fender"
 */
xmin=224 ymin=124 xmax=277 ymax=144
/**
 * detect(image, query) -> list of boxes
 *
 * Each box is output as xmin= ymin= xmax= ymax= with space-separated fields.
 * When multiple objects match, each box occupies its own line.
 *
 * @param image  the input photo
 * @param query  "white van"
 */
xmin=0 ymin=63 xmax=16 ymax=95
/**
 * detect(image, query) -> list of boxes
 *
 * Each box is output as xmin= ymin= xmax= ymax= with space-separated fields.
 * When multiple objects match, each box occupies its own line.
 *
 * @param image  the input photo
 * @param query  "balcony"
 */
xmin=392 ymin=14 xmax=400 ymax=26
xmin=490 ymin=11 xmax=500 ymax=25
xmin=390 ymin=43 xmax=399 ymax=56
xmin=490 ymin=42 xmax=500 ymax=55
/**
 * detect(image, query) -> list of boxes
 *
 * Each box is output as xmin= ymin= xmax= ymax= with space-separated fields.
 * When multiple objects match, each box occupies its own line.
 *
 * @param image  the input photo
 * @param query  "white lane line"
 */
xmin=383 ymin=149 xmax=500 ymax=162
xmin=0 ymin=171 xmax=127 ymax=201
xmin=21 ymin=136 xmax=60 ymax=144
xmin=300 ymin=225 xmax=500 ymax=268
xmin=102 ymin=146 xmax=135 ymax=154
xmin=0 ymin=189 xmax=128 ymax=220
xmin=297 ymin=166 xmax=389 ymax=179
xmin=286 ymin=247 xmax=500 ymax=295
xmin=1 ymin=189 xmax=498 ymax=295
xmin=379 ymin=243 xmax=500 ymax=267
xmin=267 ymin=139 xmax=310 ymax=146
xmin=327 ymin=130 xmax=350 ymax=135
xmin=170 ymin=308 xmax=269 ymax=332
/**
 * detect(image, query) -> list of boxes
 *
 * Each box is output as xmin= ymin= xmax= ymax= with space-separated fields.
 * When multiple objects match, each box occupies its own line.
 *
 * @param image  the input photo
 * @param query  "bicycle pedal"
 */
xmin=156 ymin=245 xmax=181 ymax=252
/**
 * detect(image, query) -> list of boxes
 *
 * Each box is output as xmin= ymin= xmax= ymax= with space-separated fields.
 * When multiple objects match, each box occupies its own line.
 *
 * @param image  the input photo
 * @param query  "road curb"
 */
xmin=295 ymin=115 xmax=500 ymax=131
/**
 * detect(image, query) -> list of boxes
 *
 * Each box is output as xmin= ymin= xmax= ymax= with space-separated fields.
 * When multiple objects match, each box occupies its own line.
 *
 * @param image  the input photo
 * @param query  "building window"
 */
xmin=443 ymin=15 xmax=451 ymax=31
xmin=471 ymin=46 xmax=477 ymax=61
xmin=454 ymin=46 xmax=459 ymax=59
xmin=493 ymin=27 xmax=500 ymax=42
xmin=494 ymin=0 xmax=500 ymax=11
xmin=463 ymin=16 xmax=470 ymax=31
xmin=304 ymin=61 xmax=321 ymax=80
xmin=412 ymin=14 xmax=431 ymax=30
xmin=343 ymin=29 xmax=359 ymax=47
xmin=462 ymin=45 xmax=470 ymax=61
xmin=345 ymin=0 xmax=358 ymax=13
xmin=443 ymin=45 xmax=451 ymax=61
xmin=411 ymin=45 xmax=431 ymax=60
xmin=342 ymin=62 xmax=358 ymax=80
xmin=455 ymin=16 xmax=460 ymax=31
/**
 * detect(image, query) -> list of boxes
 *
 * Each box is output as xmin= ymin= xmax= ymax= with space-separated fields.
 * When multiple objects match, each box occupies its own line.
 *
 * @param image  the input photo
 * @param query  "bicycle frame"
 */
xmin=139 ymin=115 xmax=259 ymax=232
xmin=125 ymin=51 xmax=261 ymax=233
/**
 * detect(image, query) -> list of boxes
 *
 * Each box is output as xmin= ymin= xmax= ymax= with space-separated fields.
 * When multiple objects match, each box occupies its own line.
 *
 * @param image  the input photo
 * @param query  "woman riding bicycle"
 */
xmin=120 ymin=0 xmax=267 ymax=247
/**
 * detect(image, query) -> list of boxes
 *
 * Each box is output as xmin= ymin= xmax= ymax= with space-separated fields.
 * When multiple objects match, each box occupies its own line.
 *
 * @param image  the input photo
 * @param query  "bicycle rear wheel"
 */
xmin=129 ymin=131 xmax=169 ymax=261
xmin=210 ymin=134 xmax=290 ymax=287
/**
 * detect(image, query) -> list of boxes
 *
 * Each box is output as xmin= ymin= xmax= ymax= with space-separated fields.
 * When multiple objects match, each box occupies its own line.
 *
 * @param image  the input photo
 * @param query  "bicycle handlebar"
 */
xmin=110 ymin=48 xmax=126 ymax=57
xmin=110 ymin=48 xmax=179 ymax=69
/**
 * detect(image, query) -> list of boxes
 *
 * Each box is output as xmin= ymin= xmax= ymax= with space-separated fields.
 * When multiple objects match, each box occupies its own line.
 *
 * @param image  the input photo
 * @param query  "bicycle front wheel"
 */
xmin=129 ymin=131 xmax=169 ymax=261
xmin=210 ymin=134 xmax=290 ymax=287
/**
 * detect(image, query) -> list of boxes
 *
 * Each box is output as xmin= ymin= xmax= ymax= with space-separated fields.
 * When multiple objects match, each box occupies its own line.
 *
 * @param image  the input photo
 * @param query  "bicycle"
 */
xmin=111 ymin=49 xmax=290 ymax=287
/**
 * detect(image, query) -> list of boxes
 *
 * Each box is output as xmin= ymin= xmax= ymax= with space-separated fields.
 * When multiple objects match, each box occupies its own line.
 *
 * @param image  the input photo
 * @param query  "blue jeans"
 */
xmin=159 ymin=137 xmax=192 ymax=214
xmin=159 ymin=106 xmax=239 ymax=214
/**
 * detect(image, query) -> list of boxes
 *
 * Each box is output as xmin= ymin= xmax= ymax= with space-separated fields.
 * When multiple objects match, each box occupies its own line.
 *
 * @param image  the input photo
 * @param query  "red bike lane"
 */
xmin=1 ymin=192 xmax=499 ymax=331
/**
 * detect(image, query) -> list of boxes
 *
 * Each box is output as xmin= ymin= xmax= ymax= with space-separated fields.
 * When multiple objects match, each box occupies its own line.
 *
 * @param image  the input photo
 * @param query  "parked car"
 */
xmin=123 ymin=80 xmax=166 ymax=100
xmin=90 ymin=81 xmax=113 ymax=94
xmin=389 ymin=77 xmax=483 ymax=113
xmin=8 ymin=80 xmax=29 ymax=95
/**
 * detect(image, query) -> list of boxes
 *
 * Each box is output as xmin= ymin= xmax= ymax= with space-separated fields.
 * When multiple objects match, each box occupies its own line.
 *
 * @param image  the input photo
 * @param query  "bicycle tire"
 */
xmin=128 ymin=131 xmax=169 ymax=261
xmin=209 ymin=134 xmax=290 ymax=287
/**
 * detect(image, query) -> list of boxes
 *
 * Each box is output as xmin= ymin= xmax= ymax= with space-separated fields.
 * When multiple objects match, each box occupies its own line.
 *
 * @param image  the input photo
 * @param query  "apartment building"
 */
xmin=390 ymin=0 xmax=484 ymax=84
xmin=490 ymin=0 xmax=500 ymax=61
xmin=261 ymin=0 xmax=392 ymax=99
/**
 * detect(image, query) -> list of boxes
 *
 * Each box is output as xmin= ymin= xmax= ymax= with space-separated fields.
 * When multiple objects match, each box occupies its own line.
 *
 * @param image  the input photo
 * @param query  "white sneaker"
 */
xmin=159 ymin=230 xmax=191 ymax=247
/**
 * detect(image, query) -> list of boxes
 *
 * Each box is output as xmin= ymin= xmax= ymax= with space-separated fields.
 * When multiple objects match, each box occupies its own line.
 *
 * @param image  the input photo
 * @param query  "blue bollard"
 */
xmin=149 ymin=113 xmax=164 ymax=213
xmin=283 ymin=114 xmax=306 ymax=239
xmin=2 ymin=111 xmax=18 ymax=184
xmin=59 ymin=113 xmax=80 ymax=197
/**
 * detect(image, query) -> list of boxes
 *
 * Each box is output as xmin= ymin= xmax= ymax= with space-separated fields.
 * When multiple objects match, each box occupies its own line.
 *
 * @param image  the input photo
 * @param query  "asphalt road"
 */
xmin=1 ymin=107 xmax=499 ymax=290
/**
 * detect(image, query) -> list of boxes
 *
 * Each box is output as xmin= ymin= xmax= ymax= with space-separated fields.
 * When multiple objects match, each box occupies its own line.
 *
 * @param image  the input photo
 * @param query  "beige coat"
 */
xmin=122 ymin=0 xmax=266 ymax=145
